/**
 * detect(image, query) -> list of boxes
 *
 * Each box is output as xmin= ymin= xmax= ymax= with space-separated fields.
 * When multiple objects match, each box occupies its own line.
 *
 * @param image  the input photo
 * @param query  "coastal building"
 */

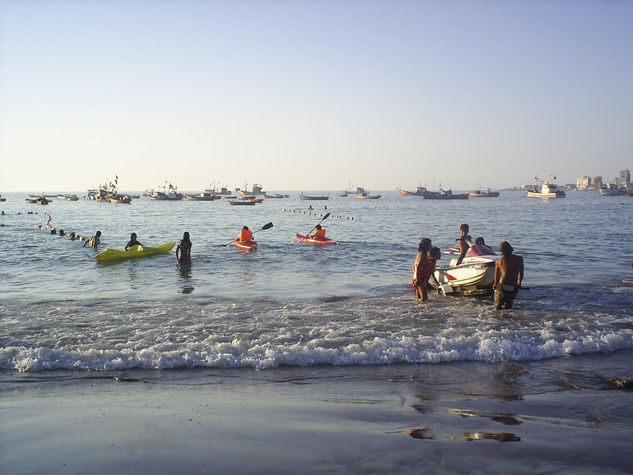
xmin=615 ymin=169 xmax=631 ymax=189
xmin=577 ymin=176 xmax=591 ymax=190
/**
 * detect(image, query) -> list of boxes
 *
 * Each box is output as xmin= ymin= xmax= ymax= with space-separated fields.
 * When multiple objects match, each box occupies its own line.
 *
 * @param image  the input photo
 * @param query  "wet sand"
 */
xmin=2 ymin=356 xmax=633 ymax=474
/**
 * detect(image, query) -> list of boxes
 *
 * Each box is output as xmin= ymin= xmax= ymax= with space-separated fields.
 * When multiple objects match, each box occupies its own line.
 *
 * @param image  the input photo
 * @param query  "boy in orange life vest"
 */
xmin=237 ymin=226 xmax=253 ymax=242
xmin=311 ymin=224 xmax=326 ymax=239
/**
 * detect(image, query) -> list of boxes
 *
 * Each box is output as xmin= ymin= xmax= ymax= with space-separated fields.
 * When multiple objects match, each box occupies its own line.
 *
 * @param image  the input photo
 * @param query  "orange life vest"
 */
xmin=239 ymin=229 xmax=252 ymax=241
xmin=315 ymin=228 xmax=326 ymax=238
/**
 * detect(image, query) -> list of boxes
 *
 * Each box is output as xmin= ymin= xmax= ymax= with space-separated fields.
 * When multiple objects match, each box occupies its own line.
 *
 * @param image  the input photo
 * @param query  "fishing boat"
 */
xmin=600 ymin=184 xmax=624 ymax=196
xmin=26 ymin=196 xmax=49 ymax=205
xmin=434 ymin=244 xmax=500 ymax=295
xmin=110 ymin=195 xmax=132 ymax=204
xmin=355 ymin=187 xmax=381 ymax=199
xmin=184 ymin=191 xmax=221 ymax=201
xmin=526 ymin=178 xmax=565 ymax=198
xmin=227 ymin=200 xmax=256 ymax=206
xmin=400 ymin=186 xmax=427 ymax=196
xmin=0 ymin=194 xmax=6 ymax=202
xmin=150 ymin=182 xmax=183 ymax=201
xmin=263 ymin=193 xmax=289 ymax=199
xmin=57 ymin=194 xmax=80 ymax=201
xmin=300 ymin=193 xmax=329 ymax=200
xmin=423 ymin=189 xmax=469 ymax=200
xmin=468 ymin=189 xmax=499 ymax=198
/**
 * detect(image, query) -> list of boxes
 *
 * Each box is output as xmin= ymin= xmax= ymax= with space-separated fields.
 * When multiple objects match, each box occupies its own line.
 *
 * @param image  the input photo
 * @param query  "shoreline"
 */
xmin=3 ymin=356 xmax=633 ymax=473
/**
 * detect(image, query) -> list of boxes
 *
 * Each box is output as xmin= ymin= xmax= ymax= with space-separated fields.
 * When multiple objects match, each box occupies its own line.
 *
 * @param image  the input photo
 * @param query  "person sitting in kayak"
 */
xmin=176 ymin=232 xmax=192 ymax=263
xmin=83 ymin=230 xmax=102 ymax=249
xmin=237 ymin=226 xmax=252 ymax=242
xmin=125 ymin=232 xmax=143 ymax=250
xmin=310 ymin=224 xmax=326 ymax=240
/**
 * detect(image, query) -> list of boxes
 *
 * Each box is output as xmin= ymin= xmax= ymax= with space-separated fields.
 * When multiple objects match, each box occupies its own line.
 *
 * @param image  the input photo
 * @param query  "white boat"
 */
xmin=526 ymin=180 xmax=565 ymax=198
xmin=150 ymin=182 xmax=183 ymax=201
xmin=434 ymin=244 xmax=500 ymax=295
xmin=355 ymin=187 xmax=381 ymax=199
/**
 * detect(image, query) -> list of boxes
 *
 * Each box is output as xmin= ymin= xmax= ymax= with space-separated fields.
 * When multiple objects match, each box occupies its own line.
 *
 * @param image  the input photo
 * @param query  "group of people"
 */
xmin=38 ymin=213 xmax=102 ymax=248
xmin=413 ymin=223 xmax=524 ymax=310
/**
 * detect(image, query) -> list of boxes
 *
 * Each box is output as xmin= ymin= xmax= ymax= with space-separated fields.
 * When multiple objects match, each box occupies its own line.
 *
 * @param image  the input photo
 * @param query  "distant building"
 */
xmin=615 ymin=169 xmax=631 ymax=189
xmin=592 ymin=176 xmax=603 ymax=188
xmin=577 ymin=176 xmax=591 ymax=189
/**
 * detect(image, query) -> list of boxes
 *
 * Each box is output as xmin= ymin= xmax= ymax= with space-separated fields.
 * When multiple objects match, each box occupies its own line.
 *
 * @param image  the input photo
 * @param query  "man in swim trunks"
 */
xmin=493 ymin=241 xmax=524 ymax=310
xmin=125 ymin=232 xmax=143 ymax=250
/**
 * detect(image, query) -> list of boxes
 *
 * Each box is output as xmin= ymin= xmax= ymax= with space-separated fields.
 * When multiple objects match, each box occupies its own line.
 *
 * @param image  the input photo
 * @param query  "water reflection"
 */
xmin=177 ymin=262 xmax=194 ymax=294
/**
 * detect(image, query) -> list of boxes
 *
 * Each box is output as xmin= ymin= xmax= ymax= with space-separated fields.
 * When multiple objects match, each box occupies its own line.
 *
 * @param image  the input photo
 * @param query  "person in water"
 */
xmin=237 ymin=226 xmax=252 ymax=242
xmin=456 ymin=223 xmax=473 ymax=265
xmin=125 ymin=232 xmax=143 ymax=250
xmin=176 ymin=232 xmax=192 ymax=263
xmin=474 ymin=236 xmax=495 ymax=254
xmin=493 ymin=241 xmax=524 ymax=310
xmin=310 ymin=224 xmax=326 ymax=239
xmin=428 ymin=246 xmax=442 ymax=291
xmin=413 ymin=240 xmax=433 ymax=301
xmin=83 ymin=230 xmax=102 ymax=249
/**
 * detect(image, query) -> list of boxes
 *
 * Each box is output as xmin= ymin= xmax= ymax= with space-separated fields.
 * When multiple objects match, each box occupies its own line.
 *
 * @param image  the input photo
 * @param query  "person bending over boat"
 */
xmin=456 ymin=224 xmax=473 ymax=265
xmin=125 ymin=232 xmax=143 ymax=250
xmin=493 ymin=241 xmax=524 ymax=310
xmin=236 ymin=226 xmax=252 ymax=242
xmin=310 ymin=224 xmax=326 ymax=239
xmin=83 ymin=230 xmax=101 ymax=249
xmin=177 ymin=232 xmax=192 ymax=263
xmin=413 ymin=240 xmax=441 ymax=301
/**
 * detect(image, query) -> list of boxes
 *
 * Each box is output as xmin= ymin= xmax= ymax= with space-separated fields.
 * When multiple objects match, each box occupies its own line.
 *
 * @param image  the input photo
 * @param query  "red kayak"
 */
xmin=295 ymin=234 xmax=337 ymax=245
xmin=233 ymin=239 xmax=258 ymax=251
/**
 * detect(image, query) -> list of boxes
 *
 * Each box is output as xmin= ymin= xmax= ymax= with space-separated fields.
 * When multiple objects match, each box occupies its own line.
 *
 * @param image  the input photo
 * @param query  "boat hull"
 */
xmin=233 ymin=240 xmax=258 ymax=251
xmin=296 ymin=234 xmax=337 ymax=245
xmin=96 ymin=242 xmax=176 ymax=262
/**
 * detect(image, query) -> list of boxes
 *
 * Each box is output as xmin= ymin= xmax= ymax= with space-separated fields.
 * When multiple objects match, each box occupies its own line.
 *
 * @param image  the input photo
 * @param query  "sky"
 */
xmin=1 ymin=0 xmax=632 ymax=193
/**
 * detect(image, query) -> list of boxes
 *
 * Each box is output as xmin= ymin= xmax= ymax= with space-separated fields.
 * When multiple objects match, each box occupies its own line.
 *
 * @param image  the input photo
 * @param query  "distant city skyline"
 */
xmin=1 ymin=1 xmax=632 ymax=192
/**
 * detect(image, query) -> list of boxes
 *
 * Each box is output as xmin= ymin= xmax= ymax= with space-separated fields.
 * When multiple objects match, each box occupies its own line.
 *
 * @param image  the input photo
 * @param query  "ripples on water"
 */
xmin=1 ymin=191 xmax=632 ymax=371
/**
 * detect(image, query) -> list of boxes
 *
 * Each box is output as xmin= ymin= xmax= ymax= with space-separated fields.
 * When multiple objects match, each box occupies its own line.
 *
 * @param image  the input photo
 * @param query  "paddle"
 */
xmin=219 ymin=222 xmax=274 ymax=246
xmin=299 ymin=213 xmax=330 ymax=241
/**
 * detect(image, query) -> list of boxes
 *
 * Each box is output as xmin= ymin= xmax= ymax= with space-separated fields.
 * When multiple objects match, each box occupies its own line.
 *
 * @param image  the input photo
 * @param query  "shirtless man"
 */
xmin=125 ymin=232 xmax=143 ymax=250
xmin=493 ymin=241 xmax=524 ymax=310
xmin=456 ymin=224 xmax=472 ymax=265
xmin=83 ymin=230 xmax=102 ymax=249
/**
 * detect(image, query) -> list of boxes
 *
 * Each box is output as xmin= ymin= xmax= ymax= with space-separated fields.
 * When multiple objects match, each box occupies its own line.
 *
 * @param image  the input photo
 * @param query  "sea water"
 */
xmin=1 ymin=190 xmax=632 ymax=372
xmin=0 ymin=191 xmax=633 ymax=372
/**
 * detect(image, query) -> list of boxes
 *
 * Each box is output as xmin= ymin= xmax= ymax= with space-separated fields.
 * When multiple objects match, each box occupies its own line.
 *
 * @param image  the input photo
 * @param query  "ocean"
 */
xmin=2 ymin=189 xmax=633 ymax=472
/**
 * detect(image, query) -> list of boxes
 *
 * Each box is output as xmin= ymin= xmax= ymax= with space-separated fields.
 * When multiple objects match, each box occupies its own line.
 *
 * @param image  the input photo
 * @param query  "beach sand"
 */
xmin=2 ymin=354 xmax=633 ymax=474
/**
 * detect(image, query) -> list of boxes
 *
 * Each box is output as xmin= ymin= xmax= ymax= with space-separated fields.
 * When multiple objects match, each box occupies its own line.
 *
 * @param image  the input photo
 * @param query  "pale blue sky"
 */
xmin=1 ymin=0 xmax=631 ymax=192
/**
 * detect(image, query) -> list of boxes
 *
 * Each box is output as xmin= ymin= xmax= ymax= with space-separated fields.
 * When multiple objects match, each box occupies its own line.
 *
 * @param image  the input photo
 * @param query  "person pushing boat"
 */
xmin=125 ymin=232 xmax=143 ymax=250
xmin=456 ymin=223 xmax=473 ymax=265
xmin=176 ymin=232 xmax=192 ymax=263
xmin=493 ymin=241 xmax=524 ymax=310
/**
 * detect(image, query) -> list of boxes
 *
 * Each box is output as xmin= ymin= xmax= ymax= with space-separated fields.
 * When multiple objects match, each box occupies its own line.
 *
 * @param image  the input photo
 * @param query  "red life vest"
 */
xmin=239 ymin=229 xmax=252 ymax=241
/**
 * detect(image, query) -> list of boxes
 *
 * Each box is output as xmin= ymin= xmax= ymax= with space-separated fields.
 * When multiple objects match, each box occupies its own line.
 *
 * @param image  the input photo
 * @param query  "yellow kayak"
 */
xmin=96 ymin=242 xmax=176 ymax=262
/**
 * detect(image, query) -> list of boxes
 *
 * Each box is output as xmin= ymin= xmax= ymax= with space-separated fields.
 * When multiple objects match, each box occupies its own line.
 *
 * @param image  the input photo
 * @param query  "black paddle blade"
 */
xmin=261 ymin=222 xmax=274 ymax=230
xmin=322 ymin=213 xmax=330 ymax=221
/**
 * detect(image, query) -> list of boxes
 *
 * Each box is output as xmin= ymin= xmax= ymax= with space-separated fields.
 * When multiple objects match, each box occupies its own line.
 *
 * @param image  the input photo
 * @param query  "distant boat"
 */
xmin=0 ymin=194 xmax=5 ymax=202
xmin=355 ymin=187 xmax=381 ymax=199
xmin=526 ymin=179 xmax=565 ymax=198
xmin=150 ymin=182 xmax=183 ymax=201
xmin=110 ymin=195 xmax=132 ymax=204
xmin=184 ymin=192 xmax=221 ymax=201
xmin=227 ymin=200 xmax=256 ymax=206
xmin=300 ymin=193 xmax=329 ymax=200
xmin=400 ymin=186 xmax=427 ymax=196
xmin=469 ymin=189 xmax=499 ymax=198
xmin=423 ymin=189 xmax=469 ymax=200
xmin=599 ymin=184 xmax=624 ymax=196
xmin=57 ymin=194 xmax=80 ymax=201
xmin=264 ymin=193 xmax=289 ymax=199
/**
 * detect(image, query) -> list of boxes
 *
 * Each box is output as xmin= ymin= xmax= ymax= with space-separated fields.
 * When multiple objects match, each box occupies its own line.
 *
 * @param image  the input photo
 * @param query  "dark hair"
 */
xmin=475 ymin=237 xmax=485 ymax=245
xmin=499 ymin=241 xmax=514 ymax=255
xmin=418 ymin=240 xmax=431 ymax=252
xmin=183 ymin=231 xmax=190 ymax=241
xmin=429 ymin=247 xmax=441 ymax=258
xmin=460 ymin=224 xmax=469 ymax=232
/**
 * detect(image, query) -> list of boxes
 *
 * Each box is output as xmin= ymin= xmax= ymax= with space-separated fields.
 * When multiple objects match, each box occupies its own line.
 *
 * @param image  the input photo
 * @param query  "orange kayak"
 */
xmin=233 ymin=239 xmax=257 ymax=251
xmin=295 ymin=234 xmax=337 ymax=245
